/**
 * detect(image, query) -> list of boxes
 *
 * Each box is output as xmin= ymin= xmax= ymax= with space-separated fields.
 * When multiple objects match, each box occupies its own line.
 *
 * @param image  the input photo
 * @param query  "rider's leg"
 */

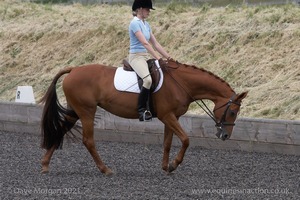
xmin=129 ymin=53 xmax=152 ymax=121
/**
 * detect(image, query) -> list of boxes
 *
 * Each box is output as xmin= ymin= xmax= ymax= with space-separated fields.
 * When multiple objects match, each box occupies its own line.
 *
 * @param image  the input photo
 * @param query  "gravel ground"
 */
xmin=0 ymin=130 xmax=299 ymax=200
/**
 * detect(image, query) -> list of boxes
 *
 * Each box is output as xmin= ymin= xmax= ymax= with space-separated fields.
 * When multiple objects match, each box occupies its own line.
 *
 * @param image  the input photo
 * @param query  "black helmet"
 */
xmin=132 ymin=0 xmax=155 ymax=11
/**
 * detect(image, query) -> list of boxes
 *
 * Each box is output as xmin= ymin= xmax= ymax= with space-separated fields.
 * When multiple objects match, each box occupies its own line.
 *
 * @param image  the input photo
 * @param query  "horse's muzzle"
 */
xmin=215 ymin=127 xmax=229 ymax=141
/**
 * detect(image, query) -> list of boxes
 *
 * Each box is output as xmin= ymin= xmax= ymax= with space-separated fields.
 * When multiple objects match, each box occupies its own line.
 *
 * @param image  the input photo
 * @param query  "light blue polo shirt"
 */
xmin=129 ymin=17 xmax=152 ymax=53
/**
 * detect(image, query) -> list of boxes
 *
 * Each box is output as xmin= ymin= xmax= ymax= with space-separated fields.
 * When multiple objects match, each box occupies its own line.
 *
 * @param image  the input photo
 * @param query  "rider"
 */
xmin=129 ymin=0 xmax=171 ymax=121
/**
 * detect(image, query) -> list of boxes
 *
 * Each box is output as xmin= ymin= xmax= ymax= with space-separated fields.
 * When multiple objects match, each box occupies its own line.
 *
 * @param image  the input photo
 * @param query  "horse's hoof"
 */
xmin=168 ymin=163 xmax=177 ymax=173
xmin=162 ymin=166 xmax=168 ymax=172
xmin=41 ymin=169 xmax=49 ymax=174
xmin=104 ymin=169 xmax=114 ymax=177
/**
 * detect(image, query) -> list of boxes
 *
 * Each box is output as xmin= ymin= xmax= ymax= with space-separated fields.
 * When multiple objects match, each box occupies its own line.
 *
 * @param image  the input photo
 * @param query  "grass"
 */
xmin=0 ymin=1 xmax=299 ymax=120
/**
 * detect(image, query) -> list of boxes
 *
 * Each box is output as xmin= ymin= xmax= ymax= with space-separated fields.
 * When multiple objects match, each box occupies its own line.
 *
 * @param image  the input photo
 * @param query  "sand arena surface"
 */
xmin=1 ymin=130 xmax=299 ymax=199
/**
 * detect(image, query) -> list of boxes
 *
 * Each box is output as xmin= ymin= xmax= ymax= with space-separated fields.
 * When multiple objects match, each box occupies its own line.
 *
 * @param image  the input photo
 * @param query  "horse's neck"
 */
xmin=174 ymin=64 xmax=234 ymax=103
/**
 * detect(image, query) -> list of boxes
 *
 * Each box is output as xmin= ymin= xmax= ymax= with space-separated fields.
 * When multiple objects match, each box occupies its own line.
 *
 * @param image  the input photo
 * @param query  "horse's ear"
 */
xmin=236 ymin=91 xmax=248 ymax=101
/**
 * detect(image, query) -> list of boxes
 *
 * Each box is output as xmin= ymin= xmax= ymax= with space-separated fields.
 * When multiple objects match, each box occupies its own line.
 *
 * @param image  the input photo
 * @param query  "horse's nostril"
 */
xmin=221 ymin=133 xmax=229 ymax=140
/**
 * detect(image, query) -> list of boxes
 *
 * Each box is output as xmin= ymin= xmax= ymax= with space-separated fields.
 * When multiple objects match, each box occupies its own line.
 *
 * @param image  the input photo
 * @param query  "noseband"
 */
xmin=214 ymin=94 xmax=241 ymax=127
xmin=212 ymin=95 xmax=241 ymax=140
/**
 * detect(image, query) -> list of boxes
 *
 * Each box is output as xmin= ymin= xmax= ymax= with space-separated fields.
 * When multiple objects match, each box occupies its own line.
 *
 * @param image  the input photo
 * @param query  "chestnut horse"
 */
xmin=40 ymin=59 xmax=248 ymax=176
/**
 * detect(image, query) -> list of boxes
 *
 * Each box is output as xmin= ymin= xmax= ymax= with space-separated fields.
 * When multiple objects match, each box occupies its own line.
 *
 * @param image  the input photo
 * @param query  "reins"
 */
xmin=163 ymin=60 xmax=240 ymax=127
xmin=163 ymin=63 xmax=218 ymax=123
xmin=120 ymin=60 xmax=240 ymax=128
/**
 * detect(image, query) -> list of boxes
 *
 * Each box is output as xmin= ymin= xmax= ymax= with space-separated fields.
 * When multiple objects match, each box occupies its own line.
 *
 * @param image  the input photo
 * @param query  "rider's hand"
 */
xmin=159 ymin=58 xmax=168 ymax=68
xmin=167 ymin=57 xmax=175 ymax=62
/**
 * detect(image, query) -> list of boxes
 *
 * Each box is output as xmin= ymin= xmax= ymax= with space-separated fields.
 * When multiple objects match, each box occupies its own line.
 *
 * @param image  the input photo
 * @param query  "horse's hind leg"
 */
xmin=79 ymin=107 xmax=113 ymax=176
xmin=41 ymin=109 xmax=78 ymax=174
xmin=41 ymin=145 xmax=57 ymax=173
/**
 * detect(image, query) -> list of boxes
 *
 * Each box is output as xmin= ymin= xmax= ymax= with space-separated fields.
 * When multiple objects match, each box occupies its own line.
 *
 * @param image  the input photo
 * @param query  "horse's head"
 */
xmin=213 ymin=92 xmax=248 ymax=141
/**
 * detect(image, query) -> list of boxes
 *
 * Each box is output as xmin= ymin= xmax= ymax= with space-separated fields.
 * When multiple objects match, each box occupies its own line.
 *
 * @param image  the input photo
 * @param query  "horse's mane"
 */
xmin=173 ymin=61 xmax=234 ymax=92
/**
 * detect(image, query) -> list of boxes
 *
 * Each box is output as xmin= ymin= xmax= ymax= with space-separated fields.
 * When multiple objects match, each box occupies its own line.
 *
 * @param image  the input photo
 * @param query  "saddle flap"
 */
xmin=123 ymin=59 xmax=134 ymax=71
xmin=122 ymin=59 xmax=161 ymax=92
xmin=116 ymin=60 xmax=163 ymax=93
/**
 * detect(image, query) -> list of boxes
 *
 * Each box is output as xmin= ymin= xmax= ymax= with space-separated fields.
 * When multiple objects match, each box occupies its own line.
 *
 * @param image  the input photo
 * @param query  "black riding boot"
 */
xmin=138 ymin=87 xmax=152 ymax=121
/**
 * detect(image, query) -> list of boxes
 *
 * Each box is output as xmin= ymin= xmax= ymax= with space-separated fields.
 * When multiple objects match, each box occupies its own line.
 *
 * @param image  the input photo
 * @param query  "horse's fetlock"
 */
xmin=183 ymin=137 xmax=190 ymax=148
xmin=41 ymin=159 xmax=49 ymax=166
xmin=162 ymin=164 xmax=168 ymax=171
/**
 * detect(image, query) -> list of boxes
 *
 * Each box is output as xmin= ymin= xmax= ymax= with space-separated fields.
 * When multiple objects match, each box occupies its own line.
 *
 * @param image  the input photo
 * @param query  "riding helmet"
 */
xmin=132 ymin=0 xmax=155 ymax=11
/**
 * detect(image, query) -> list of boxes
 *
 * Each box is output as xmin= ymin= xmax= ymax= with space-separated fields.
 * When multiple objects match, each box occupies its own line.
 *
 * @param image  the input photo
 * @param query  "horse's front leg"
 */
xmin=162 ymin=126 xmax=173 ymax=172
xmin=162 ymin=115 xmax=190 ymax=173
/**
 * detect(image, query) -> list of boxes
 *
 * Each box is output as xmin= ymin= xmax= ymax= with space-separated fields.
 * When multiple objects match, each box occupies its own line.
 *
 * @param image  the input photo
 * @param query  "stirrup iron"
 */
xmin=142 ymin=110 xmax=152 ymax=121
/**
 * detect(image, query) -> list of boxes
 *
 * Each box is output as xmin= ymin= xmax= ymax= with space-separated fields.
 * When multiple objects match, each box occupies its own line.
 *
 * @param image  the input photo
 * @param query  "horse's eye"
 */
xmin=230 ymin=110 xmax=236 ymax=117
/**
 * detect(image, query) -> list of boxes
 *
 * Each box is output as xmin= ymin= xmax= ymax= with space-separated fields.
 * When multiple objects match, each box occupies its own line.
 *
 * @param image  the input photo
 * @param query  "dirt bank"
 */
xmin=0 ymin=1 xmax=299 ymax=120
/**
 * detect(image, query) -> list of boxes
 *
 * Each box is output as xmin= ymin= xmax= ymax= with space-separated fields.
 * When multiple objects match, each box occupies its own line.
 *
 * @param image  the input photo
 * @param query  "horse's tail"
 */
xmin=40 ymin=67 xmax=78 ymax=150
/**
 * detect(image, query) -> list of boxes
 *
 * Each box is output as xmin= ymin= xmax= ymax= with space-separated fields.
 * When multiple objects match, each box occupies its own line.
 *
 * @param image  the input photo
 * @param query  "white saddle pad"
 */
xmin=114 ymin=60 xmax=163 ymax=93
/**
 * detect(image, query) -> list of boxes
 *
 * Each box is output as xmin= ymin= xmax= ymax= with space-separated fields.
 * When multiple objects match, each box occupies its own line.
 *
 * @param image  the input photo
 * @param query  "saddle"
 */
xmin=122 ymin=59 xmax=161 ymax=92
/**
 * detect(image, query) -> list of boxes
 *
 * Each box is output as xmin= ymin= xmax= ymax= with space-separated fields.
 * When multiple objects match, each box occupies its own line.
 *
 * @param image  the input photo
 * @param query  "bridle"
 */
xmin=212 ymin=94 xmax=241 ymax=140
xmin=213 ymin=94 xmax=241 ymax=126
xmin=191 ymin=94 xmax=241 ymax=140
xmin=163 ymin=61 xmax=241 ymax=140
